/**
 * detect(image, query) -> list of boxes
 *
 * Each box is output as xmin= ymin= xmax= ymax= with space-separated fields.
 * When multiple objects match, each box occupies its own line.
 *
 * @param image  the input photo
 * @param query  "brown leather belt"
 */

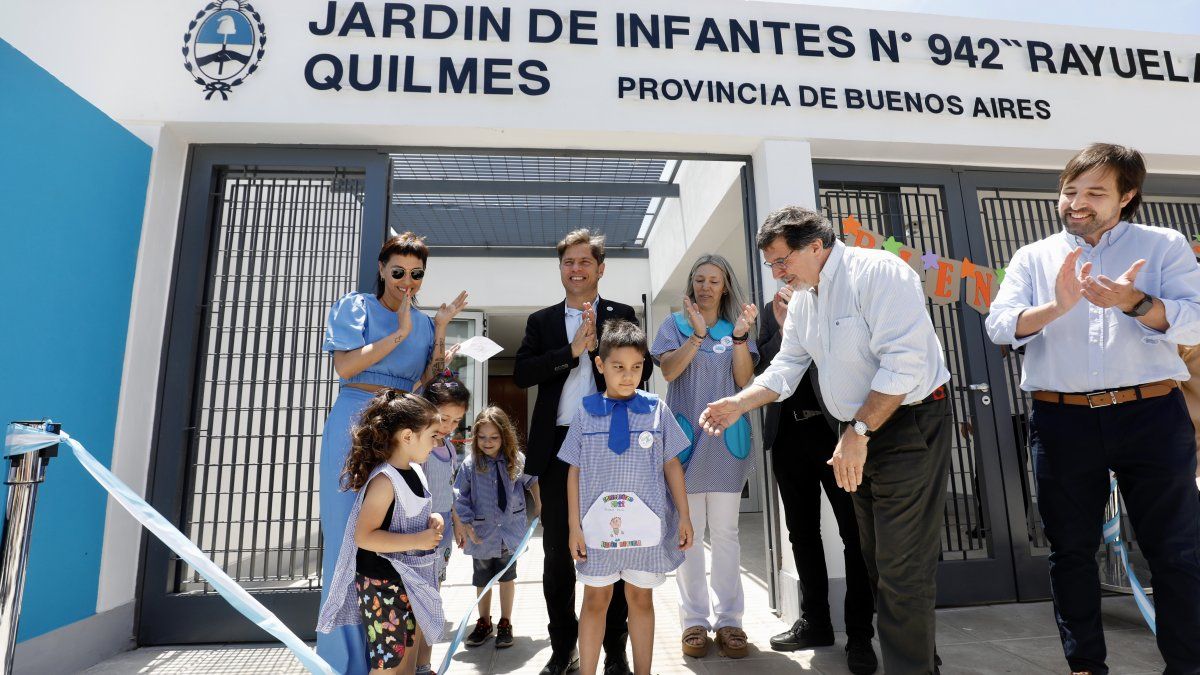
xmin=1032 ymin=379 xmax=1178 ymax=408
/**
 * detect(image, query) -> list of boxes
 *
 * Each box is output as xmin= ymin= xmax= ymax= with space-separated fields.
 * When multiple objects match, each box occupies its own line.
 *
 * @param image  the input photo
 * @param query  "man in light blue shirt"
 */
xmin=986 ymin=143 xmax=1200 ymax=675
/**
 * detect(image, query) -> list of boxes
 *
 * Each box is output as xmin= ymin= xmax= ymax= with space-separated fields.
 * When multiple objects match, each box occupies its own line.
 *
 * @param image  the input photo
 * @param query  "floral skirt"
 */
xmin=355 ymin=574 xmax=416 ymax=670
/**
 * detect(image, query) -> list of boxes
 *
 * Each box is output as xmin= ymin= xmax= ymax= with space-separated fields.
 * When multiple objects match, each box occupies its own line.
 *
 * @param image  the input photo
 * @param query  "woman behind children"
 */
xmin=413 ymin=372 xmax=470 ymax=675
xmin=317 ymin=390 xmax=447 ymax=675
xmin=651 ymin=254 xmax=758 ymax=660
xmin=454 ymin=406 xmax=541 ymax=650
xmin=318 ymin=233 xmax=467 ymax=672
xmin=560 ymin=319 xmax=694 ymax=675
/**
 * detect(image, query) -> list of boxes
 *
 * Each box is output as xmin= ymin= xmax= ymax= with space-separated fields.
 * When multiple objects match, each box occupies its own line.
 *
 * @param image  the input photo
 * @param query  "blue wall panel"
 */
xmin=0 ymin=38 xmax=151 ymax=641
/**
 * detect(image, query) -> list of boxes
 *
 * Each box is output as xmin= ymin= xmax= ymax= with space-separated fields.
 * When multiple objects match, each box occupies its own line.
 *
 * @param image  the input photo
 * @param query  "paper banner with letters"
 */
xmin=838 ymin=216 xmax=1002 ymax=314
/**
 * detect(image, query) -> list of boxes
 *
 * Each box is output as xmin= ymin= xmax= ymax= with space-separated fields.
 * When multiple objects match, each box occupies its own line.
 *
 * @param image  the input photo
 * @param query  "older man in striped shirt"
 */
xmin=701 ymin=206 xmax=951 ymax=675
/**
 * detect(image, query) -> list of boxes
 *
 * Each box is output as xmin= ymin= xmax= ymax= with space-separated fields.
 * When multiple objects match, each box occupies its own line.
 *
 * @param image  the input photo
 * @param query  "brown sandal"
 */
xmin=715 ymin=626 xmax=749 ymax=659
xmin=681 ymin=625 xmax=711 ymax=658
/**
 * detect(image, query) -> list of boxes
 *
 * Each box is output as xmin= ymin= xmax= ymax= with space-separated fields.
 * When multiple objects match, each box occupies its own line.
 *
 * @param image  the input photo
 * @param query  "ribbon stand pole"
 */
xmin=0 ymin=421 xmax=59 ymax=675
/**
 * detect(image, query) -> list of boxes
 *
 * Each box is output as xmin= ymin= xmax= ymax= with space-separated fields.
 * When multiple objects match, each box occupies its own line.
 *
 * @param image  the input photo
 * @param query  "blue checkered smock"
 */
xmin=453 ymin=452 xmax=537 ymax=560
xmin=557 ymin=392 xmax=689 ymax=577
xmin=651 ymin=316 xmax=759 ymax=494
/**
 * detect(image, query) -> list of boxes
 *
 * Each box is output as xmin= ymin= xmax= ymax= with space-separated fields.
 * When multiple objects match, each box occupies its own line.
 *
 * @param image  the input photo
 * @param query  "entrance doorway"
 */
xmin=140 ymin=147 xmax=762 ymax=644
xmin=814 ymin=162 xmax=1200 ymax=605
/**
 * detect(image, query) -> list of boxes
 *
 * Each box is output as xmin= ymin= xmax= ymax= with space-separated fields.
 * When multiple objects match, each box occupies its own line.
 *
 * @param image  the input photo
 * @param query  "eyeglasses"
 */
xmin=389 ymin=267 xmax=425 ymax=281
xmin=762 ymin=250 xmax=797 ymax=270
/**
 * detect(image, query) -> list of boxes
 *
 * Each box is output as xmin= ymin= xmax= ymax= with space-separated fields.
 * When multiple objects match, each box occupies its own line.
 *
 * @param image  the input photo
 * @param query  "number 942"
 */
xmin=928 ymin=34 xmax=1003 ymax=70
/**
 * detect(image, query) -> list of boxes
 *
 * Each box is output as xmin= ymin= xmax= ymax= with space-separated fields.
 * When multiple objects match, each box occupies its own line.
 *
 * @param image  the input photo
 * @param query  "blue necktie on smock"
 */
xmin=581 ymin=392 xmax=656 ymax=455
xmin=495 ymin=463 xmax=507 ymax=512
xmin=609 ymin=398 xmax=632 ymax=454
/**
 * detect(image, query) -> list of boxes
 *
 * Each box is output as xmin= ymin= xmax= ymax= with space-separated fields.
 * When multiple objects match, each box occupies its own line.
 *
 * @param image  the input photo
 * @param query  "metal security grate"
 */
xmin=392 ymin=154 xmax=667 ymax=183
xmin=821 ymin=184 xmax=990 ymax=561
xmin=389 ymin=193 xmax=655 ymax=247
xmin=977 ymin=189 xmax=1200 ymax=557
xmin=388 ymin=153 xmax=678 ymax=249
xmin=176 ymin=169 xmax=364 ymax=594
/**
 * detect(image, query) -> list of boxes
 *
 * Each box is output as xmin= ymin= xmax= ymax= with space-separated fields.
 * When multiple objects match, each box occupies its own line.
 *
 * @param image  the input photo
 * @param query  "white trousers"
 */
xmin=675 ymin=491 xmax=744 ymax=630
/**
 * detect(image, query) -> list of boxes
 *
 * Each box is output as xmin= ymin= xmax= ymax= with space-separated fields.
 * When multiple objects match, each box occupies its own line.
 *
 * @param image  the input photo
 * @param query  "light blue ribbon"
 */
xmin=3 ymin=423 xmax=334 ymax=674
xmin=438 ymin=517 xmax=540 ymax=674
xmin=1103 ymin=476 xmax=1156 ymax=635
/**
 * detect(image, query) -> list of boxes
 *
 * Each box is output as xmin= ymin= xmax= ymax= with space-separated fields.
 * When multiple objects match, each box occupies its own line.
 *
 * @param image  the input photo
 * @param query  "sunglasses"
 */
xmin=389 ymin=267 xmax=425 ymax=281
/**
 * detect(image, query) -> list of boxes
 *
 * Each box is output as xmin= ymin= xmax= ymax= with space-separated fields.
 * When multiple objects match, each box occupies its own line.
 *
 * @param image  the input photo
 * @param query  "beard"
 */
xmin=1059 ymin=208 xmax=1119 ymax=240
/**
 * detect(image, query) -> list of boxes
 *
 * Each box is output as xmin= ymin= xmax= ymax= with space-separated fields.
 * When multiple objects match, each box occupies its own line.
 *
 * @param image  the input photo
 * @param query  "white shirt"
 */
xmin=557 ymin=296 xmax=601 ymax=426
xmin=753 ymin=241 xmax=950 ymax=422
xmin=985 ymin=221 xmax=1200 ymax=392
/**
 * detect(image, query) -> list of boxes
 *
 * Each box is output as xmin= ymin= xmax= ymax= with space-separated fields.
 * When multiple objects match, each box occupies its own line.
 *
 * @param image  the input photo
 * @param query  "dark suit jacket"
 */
xmin=513 ymin=297 xmax=654 ymax=476
xmin=755 ymin=299 xmax=837 ymax=452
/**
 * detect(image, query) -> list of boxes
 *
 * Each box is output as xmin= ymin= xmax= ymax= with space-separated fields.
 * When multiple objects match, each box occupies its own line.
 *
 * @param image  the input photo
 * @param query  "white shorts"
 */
xmin=576 ymin=569 xmax=667 ymax=589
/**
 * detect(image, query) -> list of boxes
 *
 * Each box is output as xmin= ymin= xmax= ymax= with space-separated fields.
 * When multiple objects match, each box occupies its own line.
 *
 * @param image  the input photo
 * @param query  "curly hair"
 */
xmin=422 ymin=372 xmax=471 ymax=408
xmin=342 ymin=388 xmax=438 ymax=492
xmin=470 ymin=406 xmax=522 ymax=480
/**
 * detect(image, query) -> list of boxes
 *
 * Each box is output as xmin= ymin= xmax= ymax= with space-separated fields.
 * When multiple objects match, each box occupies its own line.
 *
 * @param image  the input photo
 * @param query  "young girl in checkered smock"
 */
xmin=454 ymin=407 xmax=541 ymax=650
xmin=413 ymin=372 xmax=470 ymax=675
xmin=316 ymin=390 xmax=447 ymax=675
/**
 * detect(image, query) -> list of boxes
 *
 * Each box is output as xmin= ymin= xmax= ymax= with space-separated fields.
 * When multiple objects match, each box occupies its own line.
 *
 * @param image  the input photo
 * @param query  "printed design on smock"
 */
xmin=557 ymin=392 xmax=689 ymax=577
xmin=182 ymin=1 xmax=267 ymax=100
xmin=582 ymin=491 xmax=661 ymax=549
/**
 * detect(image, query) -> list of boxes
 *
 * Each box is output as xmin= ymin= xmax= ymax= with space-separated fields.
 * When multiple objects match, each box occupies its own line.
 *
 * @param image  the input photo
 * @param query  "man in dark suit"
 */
xmin=514 ymin=229 xmax=653 ymax=675
xmin=757 ymin=284 xmax=877 ymax=674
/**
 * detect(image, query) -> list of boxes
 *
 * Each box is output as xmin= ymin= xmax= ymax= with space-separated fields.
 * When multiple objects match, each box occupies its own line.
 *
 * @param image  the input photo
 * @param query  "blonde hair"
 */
xmin=470 ymin=406 xmax=522 ymax=480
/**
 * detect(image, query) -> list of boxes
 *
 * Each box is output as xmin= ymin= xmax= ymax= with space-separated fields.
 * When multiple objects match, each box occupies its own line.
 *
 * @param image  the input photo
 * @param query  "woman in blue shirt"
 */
xmin=317 ymin=232 xmax=467 ymax=674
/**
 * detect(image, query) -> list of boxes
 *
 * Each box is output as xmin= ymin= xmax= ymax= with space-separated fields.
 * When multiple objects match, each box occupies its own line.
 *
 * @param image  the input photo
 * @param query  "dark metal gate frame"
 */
xmin=814 ymin=162 xmax=1199 ymax=605
xmin=139 ymin=147 xmax=390 ymax=644
xmin=957 ymin=168 xmax=1200 ymax=602
xmin=813 ymin=162 xmax=1021 ymax=604
xmin=139 ymin=145 xmax=762 ymax=644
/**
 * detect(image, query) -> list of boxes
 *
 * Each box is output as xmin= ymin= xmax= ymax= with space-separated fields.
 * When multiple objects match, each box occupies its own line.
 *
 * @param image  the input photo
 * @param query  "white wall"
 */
xmin=646 ymin=160 xmax=746 ymax=305
xmin=751 ymin=140 xmax=849 ymax=610
xmin=5 ymin=1 xmax=1200 ymax=171
xmin=97 ymin=124 xmax=189 ymax=614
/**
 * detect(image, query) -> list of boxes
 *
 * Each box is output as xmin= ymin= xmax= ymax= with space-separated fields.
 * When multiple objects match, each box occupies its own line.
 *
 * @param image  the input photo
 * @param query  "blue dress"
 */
xmin=317 ymin=291 xmax=435 ymax=674
xmin=650 ymin=314 xmax=759 ymax=494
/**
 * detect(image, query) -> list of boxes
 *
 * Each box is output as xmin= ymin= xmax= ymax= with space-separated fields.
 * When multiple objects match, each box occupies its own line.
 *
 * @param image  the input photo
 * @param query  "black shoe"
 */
xmin=539 ymin=651 xmax=580 ymax=675
xmin=769 ymin=618 xmax=835 ymax=651
xmin=845 ymin=637 xmax=879 ymax=675
xmin=495 ymin=618 xmax=514 ymax=648
xmin=464 ymin=617 xmax=493 ymax=647
xmin=602 ymin=652 xmax=631 ymax=675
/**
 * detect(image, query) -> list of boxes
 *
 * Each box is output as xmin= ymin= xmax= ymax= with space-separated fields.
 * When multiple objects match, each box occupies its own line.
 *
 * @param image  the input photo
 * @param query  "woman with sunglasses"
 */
xmin=316 ymin=232 xmax=468 ymax=674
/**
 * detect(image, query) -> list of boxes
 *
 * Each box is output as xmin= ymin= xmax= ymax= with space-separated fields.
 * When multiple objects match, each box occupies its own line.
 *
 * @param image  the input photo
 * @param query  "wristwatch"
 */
xmin=1123 ymin=293 xmax=1154 ymax=318
xmin=850 ymin=418 xmax=873 ymax=438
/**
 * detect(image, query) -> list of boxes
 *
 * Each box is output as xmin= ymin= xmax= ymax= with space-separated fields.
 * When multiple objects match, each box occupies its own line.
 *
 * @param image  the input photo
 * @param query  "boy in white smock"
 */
xmin=559 ymin=319 xmax=693 ymax=675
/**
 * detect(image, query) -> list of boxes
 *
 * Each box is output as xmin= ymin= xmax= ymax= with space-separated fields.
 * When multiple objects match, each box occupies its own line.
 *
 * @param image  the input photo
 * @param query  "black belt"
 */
xmin=917 ymin=384 xmax=949 ymax=405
